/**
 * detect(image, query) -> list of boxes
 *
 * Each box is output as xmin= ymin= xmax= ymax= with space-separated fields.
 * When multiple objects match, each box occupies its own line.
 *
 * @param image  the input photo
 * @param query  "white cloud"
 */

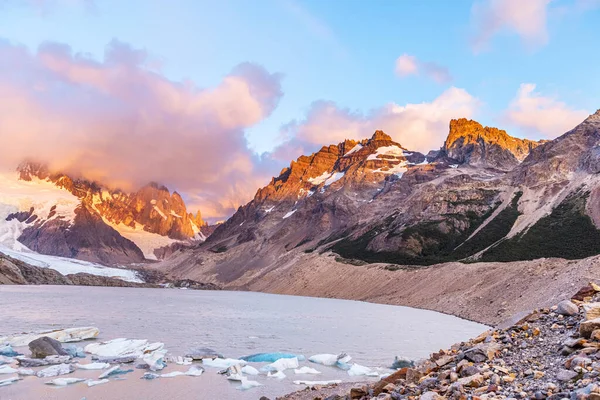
xmin=470 ymin=0 xmax=551 ymax=51
xmin=394 ymin=54 xmax=452 ymax=84
xmin=276 ymin=87 xmax=479 ymax=157
xmin=503 ymin=83 xmax=589 ymax=138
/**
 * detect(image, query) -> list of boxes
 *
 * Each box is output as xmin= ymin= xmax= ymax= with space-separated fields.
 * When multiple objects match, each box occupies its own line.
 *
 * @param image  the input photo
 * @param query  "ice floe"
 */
xmin=241 ymin=365 xmax=259 ymax=375
xmin=347 ymin=363 xmax=379 ymax=377
xmin=0 ymin=376 xmax=20 ymax=387
xmin=267 ymin=370 xmax=286 ymax=379
xmin=294 ymin=366 xmax=321 ymax=375
xmin=98 ymin=366 xmax=133 ymax=379
xmin=87 ymin=379 xmax=109 ymax=387
xmin=241 ymin=352 xmax=305 ymax=363
xmin=202 ymin=358 xmax=246 ymax=368
xmin=236 ymin=377 xmax=262 ymax=390
xmin=36 ymin=363 xmax=75 ymax=378
xmin=76 ymin=362 xmax=110 ymax=370
xmin=293 ymin=379 xmax=342 ymax=385
xmin=308 ymin=353 xmax=351 ymax=367
xmin=0 ymin=327 xmax=99 ymax=347
xmin=45 ymin=378 xmax=85 ymax=386
xmin=261 ymin=357 xmax=299 ymax=372
xmin=0 ymin=366 xmax=17 ymax=374
xmin=84 ymin=338 xmax=164 ymax=358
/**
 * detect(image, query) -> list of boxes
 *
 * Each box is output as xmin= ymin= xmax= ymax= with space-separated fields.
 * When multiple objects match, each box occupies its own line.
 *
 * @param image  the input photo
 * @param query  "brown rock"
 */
xmin=580 ymin=317 xmax=600 ymax=338
xmin=406 ymin=368 xmax=424 ymax=384
xmin=350 ymin=386 xmax=367 ymax=399
xmin=457 ymin=373 xmax=484 ymax=388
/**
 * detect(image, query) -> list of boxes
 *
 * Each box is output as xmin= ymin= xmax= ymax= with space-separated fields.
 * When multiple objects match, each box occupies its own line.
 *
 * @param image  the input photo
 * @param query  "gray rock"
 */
xmin=185 ymin=347 xmax=223 ymax=360
xmin=556 ymin=300 xmax=579 ymax=316
xmin=29 ymin=336 xmax=68 ymax=358
xmin=420 ymin=391 xmax=442 ymax=400
xmin=556 ymin=369 xmax=578 ymax=381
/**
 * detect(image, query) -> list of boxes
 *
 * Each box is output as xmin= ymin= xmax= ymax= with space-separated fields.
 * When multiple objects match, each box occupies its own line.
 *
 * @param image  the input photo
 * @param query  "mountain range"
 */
xmin=2 ymin=110 xmax=600 ymax=292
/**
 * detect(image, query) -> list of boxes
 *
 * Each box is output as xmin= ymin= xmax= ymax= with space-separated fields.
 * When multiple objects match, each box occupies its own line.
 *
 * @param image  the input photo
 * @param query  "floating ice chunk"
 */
xmin=227 ymin=373 xmax=244 ymax=382
xmin=202 ymin=358 xmax=247 ymax=369
xmin=0 ymin=366 xmax=17 ymax=374
xmin=347 ymin=363 xmax=378 ymax=377
xmin=0 ymin=327 xmax=99 ymax=347
xmin=185 ymin=365 xmax=204 ymax=376
xmin=0 ymin=355 xmax=13 ymax=365
xmin=185 ymin=347 xmax=223 ymax=360
xmin=173 ymin=356 xmax=193 ymax=365
xmin=92 ymin=355 xmax=137 ymax=364
xmin=17 ymin=355 xmax=71 ymax=368
xmin=294 ymin=366 xmax=321 ymax=375
xmin=63 ymin=345 xmax=86 ymax=358
xmin=36 ymin=363 xmax=75 ymax=378
xmin=308 ymin=353 xmax=351 ymax=366
xmin=87 ymin=379 xmax=109 ymax=387
xmin=241 ymin=352 xmax=305 ymax=363
xmin=141 ymin=372 xmax=160 ymax=380
xmin=293 ymin=379 xmax=342 ymax=385
xmin=76 ymin=362 xmax=110 ymax=370
xmin=0 ymin=344 xmax=19 ymax=357
xmin=0 ymin=376 xmax=20 ymax=387
xmin=267 ymin=370 xmax=286 ymax=379
xmin=45 ymin=378 xmax=85 ymax=386
xmin=261 ymin=357 xmax=298 ymax=372
xmin=17 ymin=369 xmax=35 ymax=376
xmin=85 ymin=338 xmax=164 ymax=358
xmin=98 ymin=366 xmax=133 ymax=379
xmin=142 ymin=349 xmax=167 ymax=371
xmin=160 ymin=371 xmax=185 ymax=378
xmin=237 ymin=377 xmax=262 ymax=391
xmin=241 ymin=365 xmax=259 ymax=375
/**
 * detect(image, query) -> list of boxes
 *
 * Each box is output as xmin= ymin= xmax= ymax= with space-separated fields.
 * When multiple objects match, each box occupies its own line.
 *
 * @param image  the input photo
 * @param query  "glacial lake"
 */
xmin=0 ymin=286 xmax=488 ymax=399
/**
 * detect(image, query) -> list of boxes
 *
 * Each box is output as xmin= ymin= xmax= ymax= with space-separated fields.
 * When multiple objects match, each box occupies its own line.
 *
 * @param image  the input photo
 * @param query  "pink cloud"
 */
xmin=395 ymin=54 xmax=452 ymax=84
xmin=274 ymin=87 xmax=479 ymax=160
xmin=503 ymin=83 xmax=589 ymax=138
xmin=0 ymin=39 xmax=282 ymax=220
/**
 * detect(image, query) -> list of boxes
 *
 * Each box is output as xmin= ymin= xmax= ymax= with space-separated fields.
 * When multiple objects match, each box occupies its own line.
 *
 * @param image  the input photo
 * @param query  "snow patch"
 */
xmin=372 ymin=161 xmax=408 ymax=177
xmin=307 ymin=171 xmax=331 ymax=185
xmin=102 ymin=221 xmax=178 ymax=261
xmin=170 ymin=210 xmax=182 ymax=218
xmin=344 ymin=144 xmax=363 ymax=156
xmin=153 ymin=206 xmax=167 ymax=220
xmin=264 ymin=206 xmax=275 ymax=213
xmin=367 ymin=145 xmax=405 ymax=161
xmin=282 ymin=210 xmax=297 ymax=219
xmin=324 ymin=172 xmax=345 ymax=186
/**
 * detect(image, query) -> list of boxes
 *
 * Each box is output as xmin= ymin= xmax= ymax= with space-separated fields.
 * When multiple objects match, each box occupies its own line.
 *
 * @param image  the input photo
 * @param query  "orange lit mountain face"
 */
xmin=163 ymin=111 xmax=600 ymax=283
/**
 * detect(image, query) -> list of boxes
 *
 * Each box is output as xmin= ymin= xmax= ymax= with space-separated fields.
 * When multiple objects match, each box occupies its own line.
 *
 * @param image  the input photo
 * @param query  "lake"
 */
xmin=0 ymin=286 xmax=488 ymax=399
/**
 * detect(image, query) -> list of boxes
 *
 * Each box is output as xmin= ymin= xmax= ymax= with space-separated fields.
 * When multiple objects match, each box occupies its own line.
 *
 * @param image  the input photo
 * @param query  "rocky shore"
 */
xmin=279 ymin=283 xmax=600 ymax=400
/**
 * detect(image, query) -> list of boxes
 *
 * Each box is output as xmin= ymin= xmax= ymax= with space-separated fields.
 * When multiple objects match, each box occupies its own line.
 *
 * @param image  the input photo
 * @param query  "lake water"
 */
xmin=0 ymin=286 xmax=488 ymax=399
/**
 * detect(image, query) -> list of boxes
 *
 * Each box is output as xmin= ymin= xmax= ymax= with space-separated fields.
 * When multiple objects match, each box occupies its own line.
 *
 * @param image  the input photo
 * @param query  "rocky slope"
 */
xmin=281 ymin=285 xmax=600 ymax=400
xmin=165 ymin=113 xmax=600 ymax=281
xmin=1 ymin=162 xmax=208 ymax=264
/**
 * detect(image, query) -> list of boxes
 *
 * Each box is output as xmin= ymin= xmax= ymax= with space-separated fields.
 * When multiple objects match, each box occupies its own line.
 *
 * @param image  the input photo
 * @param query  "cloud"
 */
xmin=470 ymin=0 xmax=551 ymax=51
xmin=0 ymin=39 xmax=282 ymax=220
xmin=395 ymin=54 xmax=452 ymax=84
xmin=274 ymin=87 xmax=479 ymax=159
xmin=503 ymin=83 xmax=589 ymax=138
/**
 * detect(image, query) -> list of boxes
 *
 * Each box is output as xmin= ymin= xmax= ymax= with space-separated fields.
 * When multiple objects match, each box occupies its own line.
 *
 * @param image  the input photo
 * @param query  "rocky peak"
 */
xmin=443 ymin=118 xmax=543 ymax=170
xmin=16 ymin=161 xmax=49 ymax=181
xmin=370 ymin=130 xmax=392 ymax=142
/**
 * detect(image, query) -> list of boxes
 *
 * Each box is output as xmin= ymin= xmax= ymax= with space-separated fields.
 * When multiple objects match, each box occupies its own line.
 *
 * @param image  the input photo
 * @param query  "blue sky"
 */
xmin=0 ymin=0 xmax=599 ymax=218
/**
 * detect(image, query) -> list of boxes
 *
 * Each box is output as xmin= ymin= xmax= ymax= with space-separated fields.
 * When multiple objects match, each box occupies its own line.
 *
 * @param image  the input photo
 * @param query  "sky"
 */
xmin=0 ymin=0 xmax=599 ymax=221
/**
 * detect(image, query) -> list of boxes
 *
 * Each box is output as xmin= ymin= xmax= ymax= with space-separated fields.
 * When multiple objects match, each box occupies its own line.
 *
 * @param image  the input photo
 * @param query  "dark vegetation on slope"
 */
xmin=331 ymin=191 xmax=526 ymax=266
xmin=481 ymin=190 xmax=600 ymax=261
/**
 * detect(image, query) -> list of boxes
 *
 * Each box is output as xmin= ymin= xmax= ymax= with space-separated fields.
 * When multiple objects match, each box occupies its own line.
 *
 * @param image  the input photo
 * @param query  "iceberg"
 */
xmin=185 ymin=347 xmax=223 ymax=360
xmin=76 ymin=362 xmax=110 ymax=370
xmin=236 ymin=377 xmax=262 ymax=391
xmin=141 ymin=372 xmax=160 ymax=380
xmin=347 ymin=363 xmax=378 ymax=377
xmin=45 ymin=378 xmax=85 ymax=386
xmin=85 ymin=338 xmax=164 ymax=358
xmin=161 ymin=365 xmax=204 ymax=378
xmin=98 ymin=366 xmax=133 ymax=379
xmin=294 ymin=366 xmax=322 ymax=375
xmin=0 ymin=355 xmax=13 ymax=365
xmin=0 ymin=327 xmax=99 ymax=347
xmin=172 ymin=356 xmax=192 ymax=365
xmin=160 ymin=371 xmax=185 ymax=378
xmin=87 ymin=379 xmax=109 ymax=387
xmin=17 ymin=368 xmax=35 ymax=376
xmin=0 ymin=366 xmax=17 ymax=374
xmin=241 ymin=365 xmax=259 ymax=375
xmin=63 ymin=345 xmax=86 ymax=358
xmin=0 ymin=344 xmax=19 ymax=357
xmin=308 ymin=353 xmax=351 ymax=369
xmin=267 ymin=370 xmax=286 ymax=379
xmin=202 ymin=358 xmax=247 ymax=369
xmin=261 ymin=357 xmax=299 ymax=372
xmin=241 ymin=352 xmax=305 ymax=363
xmin=142 ymin=349 xmax=167 ymax=371
xmin=0 ymin=376 xmax=20 ymax=387
xmin=293 ymin=379 xmax=343 ymax=385
xmin=36 ymin=363 xmax=75 ymax=378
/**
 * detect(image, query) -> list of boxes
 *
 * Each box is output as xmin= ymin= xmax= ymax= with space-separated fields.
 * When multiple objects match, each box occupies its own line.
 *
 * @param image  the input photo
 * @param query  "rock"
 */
xmin=185 ymin=347 xmax=224 ymax=360
xmin=583 ymin=303 xmax=600 ymax=320
xmin=534 ymin=370 xmax=545 ymax=379
xmin=556 ymin=300 xmax=579 ymax=316
xmin=405 ymin=368 xmax=423 ymax=384
xmin=420 ymin=391 xmax=443 ymax=400
xmin=556 ymin=369 xmax=578 ymax=381
xmin=29 ymin=336 xmax=69 ymax=358
xmin=591 ymin=329 xmax=600 ymax=341
xmin=350 ymin=387 xmax=368 ymax=399
xmin=580 ymin=318 xmax=600 ymax=338
xmin=457 ymin=373 xmax=484 ymax=388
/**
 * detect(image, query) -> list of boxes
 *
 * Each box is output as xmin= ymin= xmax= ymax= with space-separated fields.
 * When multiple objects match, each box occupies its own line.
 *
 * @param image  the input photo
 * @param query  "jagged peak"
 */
xmin=370 ymin=130 xmax=392 ymax=142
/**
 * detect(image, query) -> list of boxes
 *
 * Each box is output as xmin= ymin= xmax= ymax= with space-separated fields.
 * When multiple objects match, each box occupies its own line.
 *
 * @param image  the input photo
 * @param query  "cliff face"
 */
xmin=443 ymin=118 xmax=545 ymax=170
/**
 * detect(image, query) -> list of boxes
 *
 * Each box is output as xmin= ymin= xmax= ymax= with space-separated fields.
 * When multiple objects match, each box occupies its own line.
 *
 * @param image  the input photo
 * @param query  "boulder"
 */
xmin=582 ymin=303 xmax=600 ymax=320
xmin=420 ymin=391 xmax=443 ymax=400
xmin=29 ymin=337 xmax=69 ymax=358
xmin=556 ymin=300 xmax=579 ymax=316
xmin=556 ymin=369 xmax=578 ymax=382
xmin=580 ymin=317 xmax=600 ymax=338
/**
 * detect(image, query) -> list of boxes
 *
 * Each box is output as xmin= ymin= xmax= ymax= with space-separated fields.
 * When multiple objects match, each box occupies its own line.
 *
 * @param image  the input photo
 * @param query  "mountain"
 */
xmin=161 ymin=112 xmax=600 ymax=285
xmin=0 ymin=162 xmax=208 ymax=265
